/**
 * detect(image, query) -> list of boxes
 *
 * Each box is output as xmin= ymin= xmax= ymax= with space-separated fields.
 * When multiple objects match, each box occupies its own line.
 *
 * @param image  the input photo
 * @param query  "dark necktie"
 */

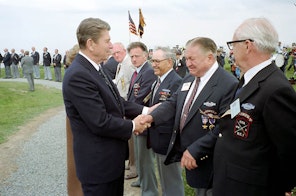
xmin=152 ymin=77 xmax=161 ymax=102
xmin=98 ymin=67 xmax=121 ymax=108
xmin=179 ymin=78 xmax=200 ymax=131
xmin=235 ymin=75 xmax=245 ymax=97
xmin=130 ymin=71 xmax=138 ymax=89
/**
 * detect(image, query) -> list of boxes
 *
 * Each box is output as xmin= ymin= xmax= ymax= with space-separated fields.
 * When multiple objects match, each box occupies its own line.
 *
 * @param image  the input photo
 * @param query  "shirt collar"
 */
xmin=159 ymin=68 xmax=173 ymax=83
xmin=79 ymin=51 xmax=100 ymax=71
xmin=135 ymin=61 xmax=147 ymax=73
xmin=243 ymin=58 xmax=272 ymax=86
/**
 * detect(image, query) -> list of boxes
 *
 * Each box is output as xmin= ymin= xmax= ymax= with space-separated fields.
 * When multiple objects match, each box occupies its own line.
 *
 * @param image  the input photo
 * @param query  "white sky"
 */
xmin=0 ymin=0 xmax=295 ymax=55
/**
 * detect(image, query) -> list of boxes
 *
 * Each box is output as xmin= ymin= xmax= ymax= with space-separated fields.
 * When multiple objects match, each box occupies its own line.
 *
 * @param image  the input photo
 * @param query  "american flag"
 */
xmin=128 ymin=11 xmax=138 ymax=36
xmin=138 ymin=8 xmax=146 ymax=38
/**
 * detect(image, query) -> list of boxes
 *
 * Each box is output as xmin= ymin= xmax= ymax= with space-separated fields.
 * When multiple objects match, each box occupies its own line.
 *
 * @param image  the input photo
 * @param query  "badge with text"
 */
xmin=233 ymin=112 xmax=253 ymax=139
xmin=230 ymin=98 xmax=241 ymax=119
xmin=181 ymin=82 xmax=191 ymax=91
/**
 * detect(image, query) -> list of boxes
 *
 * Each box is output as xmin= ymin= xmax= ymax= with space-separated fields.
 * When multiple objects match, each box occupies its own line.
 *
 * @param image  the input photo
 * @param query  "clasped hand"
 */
xmin=133 ymin=114 xmax=153 ymax=135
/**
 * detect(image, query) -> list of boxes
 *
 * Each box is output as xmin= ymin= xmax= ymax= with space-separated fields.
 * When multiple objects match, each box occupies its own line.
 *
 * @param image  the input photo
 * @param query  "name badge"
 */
xmin=230 ymin=98 xmax=241 ymax=119
xmin=181 ymin=82 xmax=191 ymax=91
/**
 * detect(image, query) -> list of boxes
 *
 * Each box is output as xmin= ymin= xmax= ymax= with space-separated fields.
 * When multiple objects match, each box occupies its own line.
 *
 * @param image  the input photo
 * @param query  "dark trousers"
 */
xmin=81 ymin=172 xmax=124 ymax=196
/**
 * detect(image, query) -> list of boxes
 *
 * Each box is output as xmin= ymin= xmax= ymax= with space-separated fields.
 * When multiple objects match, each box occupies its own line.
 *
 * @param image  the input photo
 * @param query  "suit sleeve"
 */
xmin=264 ymin=86 xmax=296 ymax=191
xmin=64 ymin=70 xmax=133 ymax=141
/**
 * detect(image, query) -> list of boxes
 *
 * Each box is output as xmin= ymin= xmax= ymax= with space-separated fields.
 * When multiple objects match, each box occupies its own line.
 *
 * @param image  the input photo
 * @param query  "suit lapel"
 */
xmin=77 ymin=54 xmax=125 ymax=115
xmin=175 ymin=76 xmax=195 ymax=127
xmin=182 ymin=68 xmax=222 ymax=129
xmin=238 ymin=63 xmax=277 ymax=104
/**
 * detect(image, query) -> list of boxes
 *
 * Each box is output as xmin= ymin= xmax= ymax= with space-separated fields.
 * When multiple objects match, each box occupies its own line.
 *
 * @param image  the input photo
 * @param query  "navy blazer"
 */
xmin=213 ymin=63 xmax=296 ymax=196
xmin=151 ymin=66 xmax=238 ymax=188
xmin=148 ymin=70 xmax=182 ymax=155
xmin=127 ymin=61 xmax=156 ymax=105
xmin=63 ymin=54 xmax=143 ymax=184
xmin=3 ymin=52 xmax=11 ymax=66
xmin=31 ymin=51 xmax=39 ymax=65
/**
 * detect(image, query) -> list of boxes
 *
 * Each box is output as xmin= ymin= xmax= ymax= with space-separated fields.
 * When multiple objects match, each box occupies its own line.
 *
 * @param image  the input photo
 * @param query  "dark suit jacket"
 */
xmin=11 ymin=53 xmax=19 ymax=65
xmin=213 ymin=63 xmax=296 ymax=196
xmin=31 ymin=51 xmax=39 ymax=65
xmin=148 ymin=70 xmax=182 ymax=155
xmin=102 ymin=56 xmax=118 ymax=79
xmin=43 ymin=52 xmax=51 ymax=66
xmin=173 ymin=57 xmax=188 ymax=78
xmin=53 ymin=54 xmax=62 ymax=67
xmin=127 ymin=61 xmax=156 ymax=135
xmin=151 ymin=66 xmax=238 ymax=188
xmin=3 ymin=52 xmax=11 ymax=66
xmin=62 ymin=54 xmax=143 ymax=184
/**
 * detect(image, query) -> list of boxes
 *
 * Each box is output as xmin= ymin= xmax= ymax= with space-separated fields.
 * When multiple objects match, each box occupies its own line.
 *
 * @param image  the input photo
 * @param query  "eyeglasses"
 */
xmin=226 ymin=39 xmax=254 ymax=50
xmin=150 ymin=58 xmax=168 ymax=64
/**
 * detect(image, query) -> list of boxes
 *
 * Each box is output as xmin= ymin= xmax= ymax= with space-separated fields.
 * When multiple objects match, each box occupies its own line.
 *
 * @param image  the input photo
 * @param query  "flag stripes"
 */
xmin=128 ymin=11 xmax=138 ymax=36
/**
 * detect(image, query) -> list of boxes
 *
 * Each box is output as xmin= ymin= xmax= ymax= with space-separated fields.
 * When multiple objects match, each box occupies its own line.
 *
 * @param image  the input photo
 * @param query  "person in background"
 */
xmin=64 ymin=44 xmax=83 ymax=196
xmin=21 ymin=51 xmax=34 ymax=91
xmin=148 ymin=46 xmax=184 ymax=196
xmin=102 ymin=55 xmax=118 ymax=79
xmin=3 ymin=48 xmax=12 ymax=78
xmin=31 ymin=47 xmax=40 ymax=79
xmin=126 ymin=41 xmax=158 ymax=196
xmin=53 ymin=49 xmax=62 ymax=82
xmin=43 ymin=47 xmax=52 ymax=80
xmin=62 ymin=17 xmax=149 ymax=196
xmin=63 ymin=50 xmax=70 ymax=72
xmin=10 ymin=48 xmax=20 ymax=78
xmin=19 ymin=49 xmax=25 ymax=77
xmin=173 ymin=49 xmax=187 ymax=78
xmin=139 ymin=37 xmax=238 ymax=196
xmin=112 ymin=42 xmax=138 ymax=181
xmin=213 ymin=17 xmax=296 ymax=196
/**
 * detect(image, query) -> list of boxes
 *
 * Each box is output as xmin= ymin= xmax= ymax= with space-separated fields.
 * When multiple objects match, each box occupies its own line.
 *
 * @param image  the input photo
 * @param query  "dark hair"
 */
xmin=127 ymin=42 xmax=148 ymax=54
xmin=76 ymin=18 xmax=110 ymax=50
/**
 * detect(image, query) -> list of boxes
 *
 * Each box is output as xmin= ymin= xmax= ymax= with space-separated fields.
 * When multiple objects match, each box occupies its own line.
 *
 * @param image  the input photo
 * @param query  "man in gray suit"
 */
xmin=140 ymin=37 xmax=238 ymax=196
xmin=148 ymin=46 xmax=184 ymax=196
xmin=21 ymin=51 xmax=35 ymax=91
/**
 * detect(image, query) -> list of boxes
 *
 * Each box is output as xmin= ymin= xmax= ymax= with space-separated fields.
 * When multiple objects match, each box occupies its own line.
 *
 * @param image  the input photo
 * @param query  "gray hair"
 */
xmin=76 ymin=18 xmax=110 ymax=49
xmin=186 ymin=37 xmax=217 ymax=58
xmin=235 ymin=17 xmax=278 ymax=54
xmin=154 ymin=46 xmax=176 ymax=61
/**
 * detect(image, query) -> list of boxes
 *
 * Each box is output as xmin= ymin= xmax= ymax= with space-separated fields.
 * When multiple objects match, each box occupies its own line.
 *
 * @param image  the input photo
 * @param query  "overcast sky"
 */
xmin=1 ymin=0 xmax=295 ymax=55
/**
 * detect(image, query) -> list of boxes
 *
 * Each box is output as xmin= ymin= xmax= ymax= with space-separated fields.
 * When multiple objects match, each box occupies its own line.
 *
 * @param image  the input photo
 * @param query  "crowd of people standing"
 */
xmin=0 ymin=47 xmax=65 ymax=82
xmin=1 ymin=16 xmax=295 ymax=196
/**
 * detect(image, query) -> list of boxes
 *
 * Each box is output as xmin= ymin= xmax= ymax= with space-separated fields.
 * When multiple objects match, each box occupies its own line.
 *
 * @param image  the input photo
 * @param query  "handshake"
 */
xmin=133 ymin=114 xmax=153 ymax=135
xmin=132 ymin=103 xmax=161 ymax=135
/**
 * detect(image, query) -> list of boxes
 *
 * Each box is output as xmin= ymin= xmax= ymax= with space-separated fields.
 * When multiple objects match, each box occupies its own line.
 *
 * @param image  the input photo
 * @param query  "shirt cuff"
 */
xmin=142 ymin=106 xmax=149 ymax=115
xmin=132 ymin=120 xmax=135 ymax=132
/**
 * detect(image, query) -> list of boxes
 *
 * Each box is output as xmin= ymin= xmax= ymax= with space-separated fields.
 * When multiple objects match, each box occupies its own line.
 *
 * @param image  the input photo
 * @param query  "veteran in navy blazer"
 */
xmin=62 ymin=18 xmax=147 ymax=196
xmin=213 ymin=18 xmax=296 ymax=196
xmin=126 ymin=42 xmax=158 ymax=195
xmin=148 ymin=46 xmax=184 ymax=196
xmin=141 ymin=37 xmax=238 ymax=196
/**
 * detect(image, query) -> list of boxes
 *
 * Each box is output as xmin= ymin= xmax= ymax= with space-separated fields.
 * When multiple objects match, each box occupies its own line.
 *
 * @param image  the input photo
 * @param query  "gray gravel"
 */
xmin=0 ymin=78 xmax=67 ymax=196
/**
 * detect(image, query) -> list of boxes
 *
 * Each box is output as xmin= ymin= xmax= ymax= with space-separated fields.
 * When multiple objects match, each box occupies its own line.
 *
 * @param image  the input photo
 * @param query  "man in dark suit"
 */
xmin=102 ymin=55 xmax=118 ymax=79
xmin=43 ymin=47 xmax=52 ymax=80
xmin=53 ymin=49 xmax=62 ymax=82
xmin=140 ymin=37 xmax=238 ymax=196
xmin=173 ymin=49 xmax=188 ymax=78
xmin=31 ymin=47 xmax=40 ymax=79
xmin=62 ymin=17 xmax=149 ymax=196
xmin=3 ymin=48 xmax=12 ymax=78
xmin=126 ymin=41 xmax=158 ymax=195
xmin=213 ymin=17 xmax=296 ymax=196
xmin=148 ymin=46 xmax=184 ymax=196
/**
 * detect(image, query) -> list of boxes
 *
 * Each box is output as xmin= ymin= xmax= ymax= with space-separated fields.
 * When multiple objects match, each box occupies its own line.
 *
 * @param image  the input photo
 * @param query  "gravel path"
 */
xmin=0 ymin=78 xmax=140 ymax=196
